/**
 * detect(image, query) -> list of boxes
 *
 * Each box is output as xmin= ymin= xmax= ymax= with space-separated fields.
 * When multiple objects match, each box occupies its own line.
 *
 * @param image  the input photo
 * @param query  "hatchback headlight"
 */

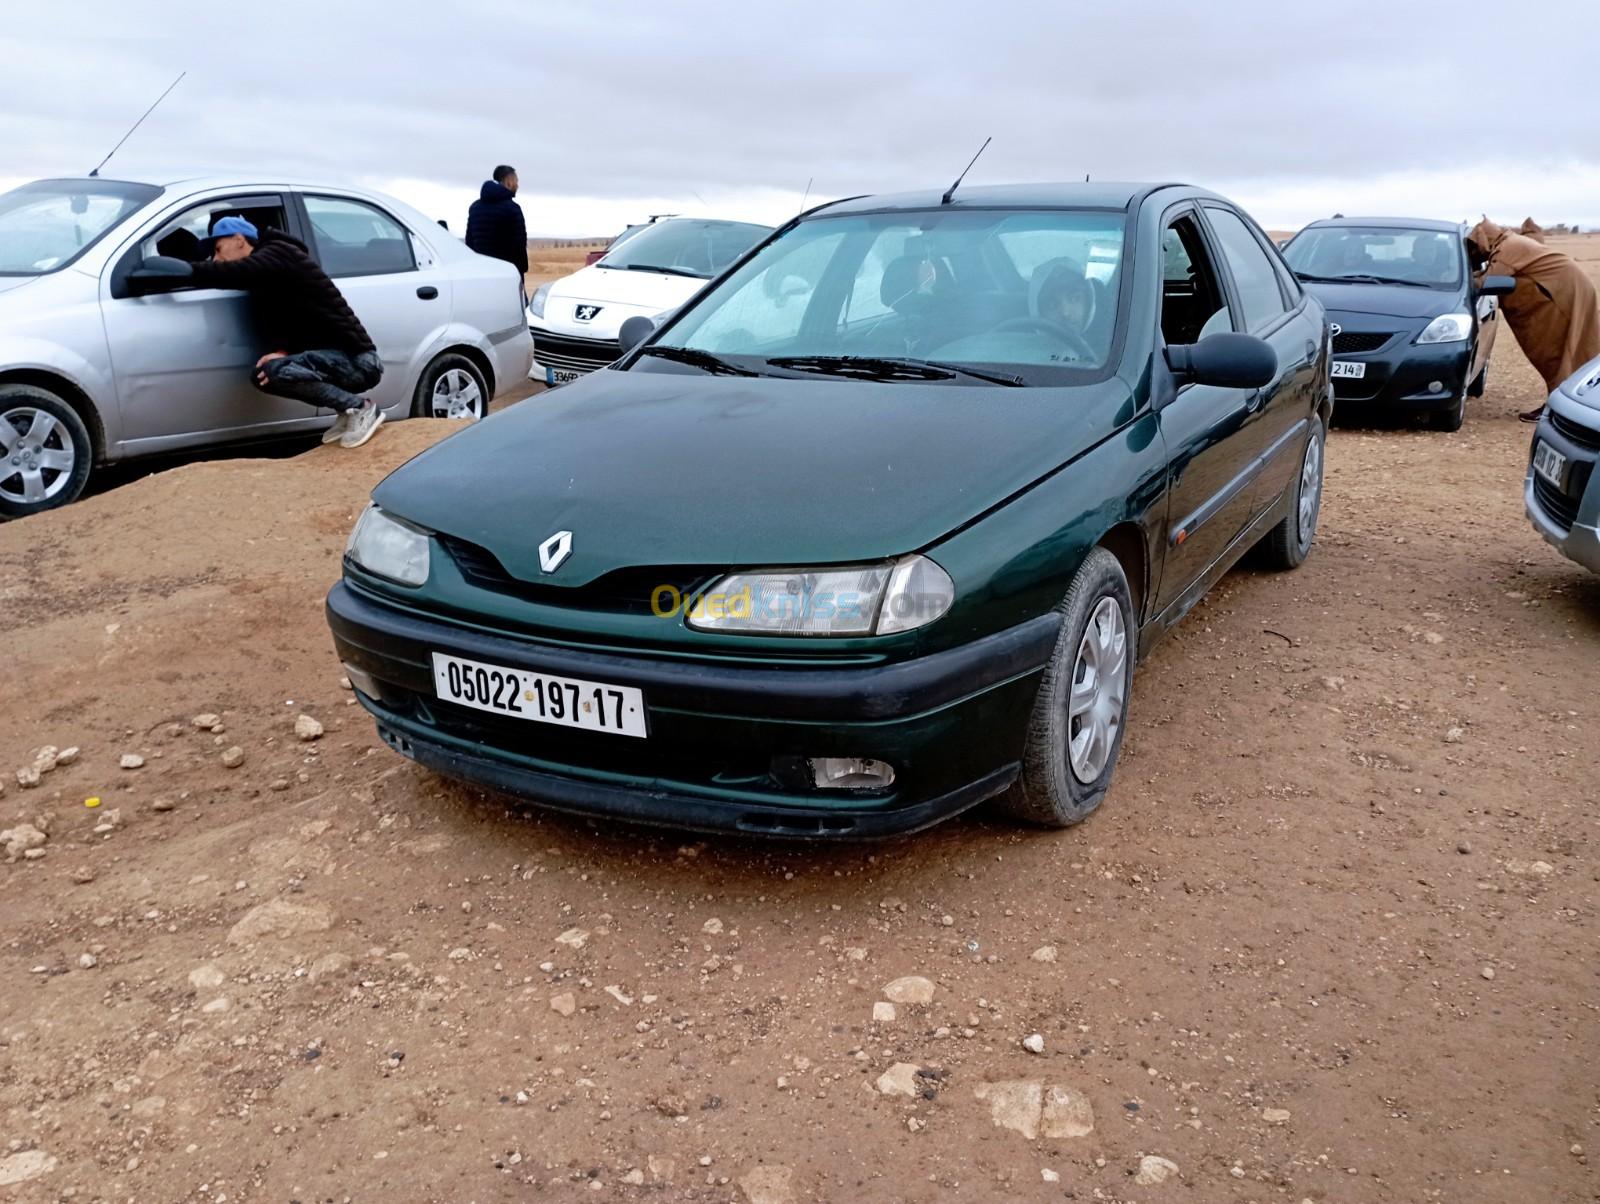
xmin=527 ymin=283 xmax=551 ymax=321
xmin=1416 ymin=312 xmax=1472 ymax=344
xmin=686 ymin=555 xmax=954 ymax=636
xmin=345 ymin=505 xmax=430 ymax=586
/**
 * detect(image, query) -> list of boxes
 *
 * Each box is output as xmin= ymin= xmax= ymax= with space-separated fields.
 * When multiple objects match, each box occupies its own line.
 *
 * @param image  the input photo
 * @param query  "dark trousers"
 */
xmin=256 ymin=349 xmax=382 ymax=413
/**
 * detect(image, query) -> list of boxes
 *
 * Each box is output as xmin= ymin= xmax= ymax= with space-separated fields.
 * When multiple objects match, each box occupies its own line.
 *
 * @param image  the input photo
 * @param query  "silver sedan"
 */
xmin=0 ymin=175 xmax=534 ymax=517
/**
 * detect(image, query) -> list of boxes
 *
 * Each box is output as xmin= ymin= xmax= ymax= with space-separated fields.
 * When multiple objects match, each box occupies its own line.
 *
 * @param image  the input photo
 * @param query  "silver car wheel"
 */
xmin=431 ymin=368 xmax=484 ymax=420
xmin=1067 ymin=595 xmax=1128 ymax=783
xmin=1298 ymin=430 xmax=1323 ymax=541
xmin=0 ymin=407 xmax=77 ymax=506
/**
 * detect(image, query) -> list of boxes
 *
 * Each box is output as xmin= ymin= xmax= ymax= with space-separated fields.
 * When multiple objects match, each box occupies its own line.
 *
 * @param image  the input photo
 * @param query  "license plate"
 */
xmin=431 ymin=652 xmax=647 ymax=738
xmin=1532 ymin=440 xmax=1568 ymax=489
xmin=545 ymin=366 xmax=582 ymax=386
xmin=1330 ymin=361 xmax=1366 ymax=379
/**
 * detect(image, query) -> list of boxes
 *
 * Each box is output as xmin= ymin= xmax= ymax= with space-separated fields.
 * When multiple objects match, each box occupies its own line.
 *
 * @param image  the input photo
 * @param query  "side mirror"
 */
xmin=1164 ymin=332 xmax=1277 ymax=390
xmin=617 ymin=315 xmax=655 ymax=355
xmin=127 ymin=255 xmax=196 ymax=295
xmin=1478 ymin=274 xmax=1516 ymax=298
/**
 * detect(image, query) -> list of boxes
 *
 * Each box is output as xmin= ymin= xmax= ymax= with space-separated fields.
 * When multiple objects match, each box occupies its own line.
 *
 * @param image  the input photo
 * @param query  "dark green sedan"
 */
xmin=328 ymin=183 xmax=1331 ymax=837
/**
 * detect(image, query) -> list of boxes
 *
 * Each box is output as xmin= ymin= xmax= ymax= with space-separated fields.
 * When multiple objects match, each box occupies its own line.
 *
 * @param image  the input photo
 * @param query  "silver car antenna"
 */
xmin=89 ymin=71 xmax=186 ymax=177
xmin=941 ymin=136 xmax=992 ymax=205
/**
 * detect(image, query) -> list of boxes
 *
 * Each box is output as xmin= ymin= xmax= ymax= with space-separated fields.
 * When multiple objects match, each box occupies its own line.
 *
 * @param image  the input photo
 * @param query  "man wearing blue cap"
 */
xmin=186 ymin=215 xmax=386 ymax=448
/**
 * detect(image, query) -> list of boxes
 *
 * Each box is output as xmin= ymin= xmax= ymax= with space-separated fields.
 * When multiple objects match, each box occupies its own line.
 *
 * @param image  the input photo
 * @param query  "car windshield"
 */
xmin=0 ymin=179 xmax=162 ymax=275
xmin=598 ymin=218 xmax=771 ymax=279
xmin=650 ymin=208 xmax=1127 ymax=383
xmin=1283 ymin=225 xmax=1463 ymax=288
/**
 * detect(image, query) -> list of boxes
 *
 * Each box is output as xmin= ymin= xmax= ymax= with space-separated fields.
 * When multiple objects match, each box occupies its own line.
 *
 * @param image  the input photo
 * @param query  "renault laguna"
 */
xmin=328 ymin=182 xmax=1332 ymax=837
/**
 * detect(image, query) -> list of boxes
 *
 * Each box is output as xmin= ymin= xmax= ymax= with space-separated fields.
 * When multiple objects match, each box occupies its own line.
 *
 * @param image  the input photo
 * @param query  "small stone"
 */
xmin=268 ymin=779 xmax=290 ymax=792
xmin=0 ymin=1150 xmax=59 ymax=1187
xmin=549 ymin=992 xmax=577 ymax=1016
xmin=1134 ymin=1155 xmax=1180 ymax=1186
xmin=1482 ymin=966 xmax=1496 ymax=980
xmin=77 ymin=953 xmax=97 ymax=969
xmin=192 ymin=713 xmax=220 ymax=728
xmin=1444 ymin=727 xmax=1465 ymax=744
xmin=227 ymin=897 xmax=334 ymax=943
xmin=1230 ymin=1166 xmax=1246 ymax=1179
xmin=56 ymin=747 xmax=79 ymax=766
xmin=16 ymin=767 xmax=41 ymax=788
xmin=1263 ymin=1107 xmax=1291 ymax=1124
xmin=652 ymin=1095 xmax=688 ymax=1118
xmin=974 ymin=1081 xmax=1044 ymax=1139
xmin=447 ymin=947 xmax=471 ymax=961
xmin=151 ymin=797 xmax=176 ymax=813
xmin=875 ymin=1062 xmax=921 ymax=1097
xmin=555 ymin=927 xmax=589 ymax=948
xmin=1457 ymin=840 xmax=1472 ymax=854
xmin=31 ymin=746 xmax=58 ymax=773
xmin=1022 ymin=1033 xmax=1045 ymax=1054
xmin=907 ymin=1117 xmax=923 ymax=1132
xmin=622 ymin=1169 xmax=645 ymax=1186
xmin=1042 ymin=1169 xmax=1060 ymax=1183
xmin=1320 ymin=675 xmax=1345 ymax=691
xmin=882 ymin=975 xmax=936 ymax=1004
xmin=221 ymin=746 xmax=245 ymax=769
xmin=1 ymin=822 xmax=48 ymax=861
xmin=1030 ymin=945 xmax=1058 ymax=963
xmin=1571 ymin=1144 xmax=1584 ymax=1156
xmin=201 ymin=996 xmax=231 ymax=1014
xmin=340 ymin=676 xmax=353 ymax=690
xmin=119 ymin=754 xmax=145 ymax=770
xmin=295 ymin=714 xmax=324 ymax=742
xmin=308 ymin=952 xmax=352 ymax=982
xmin=605 ymin=985 xmax=634 ymax=1005
xmin=702 ymin=917 xmax=724 ymax=935
xmin=21 ymin=847 xmax=45 ymax=860
xmin=189 ymin=964 xmax=227 ymax=991
xmin=71 ymin=866 xmax=95 ymax=884
xmin=738 ymin=1164 xmax=795 ymax=1204
xmin=1423 ymin=631 xmax=1444 ymax=644
xmin=872 ymin=1002 xmax=896 ymax=1023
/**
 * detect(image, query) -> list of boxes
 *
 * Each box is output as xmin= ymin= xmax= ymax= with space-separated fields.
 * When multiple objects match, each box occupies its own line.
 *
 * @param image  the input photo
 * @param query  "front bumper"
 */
xmin=1330 ymin=337 xmax=1471 ymax=410
xmin=528 ymin=324 xmax=621 ymax=383
xmin=326 ymin=581 xmax=1056 ymax=837
xmin=1526 ymin=395 xmax=1600 ymax=574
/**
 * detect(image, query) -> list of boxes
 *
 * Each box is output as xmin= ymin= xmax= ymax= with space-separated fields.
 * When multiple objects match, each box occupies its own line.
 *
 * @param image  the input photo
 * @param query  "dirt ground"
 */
xmin=2 ymin=240 xmax=1597 ymax=1204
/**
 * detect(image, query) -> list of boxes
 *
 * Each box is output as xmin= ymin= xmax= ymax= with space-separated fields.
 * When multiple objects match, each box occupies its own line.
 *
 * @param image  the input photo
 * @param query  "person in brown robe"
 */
xmin=1519 ymin=217 xmax=1546 ymax=244
xmin=1467 ymin=218 xmax=1600 ymax=420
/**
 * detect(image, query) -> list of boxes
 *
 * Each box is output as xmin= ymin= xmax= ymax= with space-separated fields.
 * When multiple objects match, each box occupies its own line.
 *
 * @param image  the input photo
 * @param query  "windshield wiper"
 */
xmin=636 ymin=344 xmax=758 ymax=376
xmin=610 ymin=263 xmax=709 ymax=279
xmin=1294 ymin=271 xmax=1432 ymax=288
xmin=766 ymin=355 xmax=1023 ymax=387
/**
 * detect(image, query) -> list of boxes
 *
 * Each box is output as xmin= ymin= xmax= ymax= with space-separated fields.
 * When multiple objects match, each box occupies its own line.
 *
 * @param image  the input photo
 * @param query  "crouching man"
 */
xmin=186 ymin=216 xmax=385 ymax=448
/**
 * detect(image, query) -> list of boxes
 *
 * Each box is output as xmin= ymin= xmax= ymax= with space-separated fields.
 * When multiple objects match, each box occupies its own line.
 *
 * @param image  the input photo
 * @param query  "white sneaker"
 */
xmin=340 ymin=400 xmax=385 ymax=449
xmin=320 ymin=409 xmax=353 ymax=444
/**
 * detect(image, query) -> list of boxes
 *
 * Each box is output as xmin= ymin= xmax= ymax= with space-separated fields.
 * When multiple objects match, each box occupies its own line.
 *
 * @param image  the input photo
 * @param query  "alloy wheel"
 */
xmin=1298 ymin=430 xmax=1323 ymax=543
xmin=431 ymin=368 xmax=484 ymax=420
xmin=1067 ymin=595 xmax=1128 ymax=782
xmin=0 ymin=407 xmax=77 ymax=506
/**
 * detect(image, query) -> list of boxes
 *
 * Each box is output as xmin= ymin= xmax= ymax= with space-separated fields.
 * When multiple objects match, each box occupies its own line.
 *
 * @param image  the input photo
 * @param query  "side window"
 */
xmin=139 ymin=195 xmax=289 ymax=262
xmin=1205 ymin=207 xmax=1287 ymax=333
xmin=1158 ymin=215 xmax=1227 ymax=346
xmin=303 ymin=195 xmax=416 ymax=277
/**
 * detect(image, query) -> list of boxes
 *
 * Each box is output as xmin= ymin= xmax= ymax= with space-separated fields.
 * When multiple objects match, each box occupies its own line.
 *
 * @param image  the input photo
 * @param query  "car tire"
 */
xmin=1428 ymin=392 xmax=1466 ymax=432
xmin=1255 ymin=418 xmax=1325 ymax=570
xmin=1466 ymin=364 xmax=1487 ymax=398
xmin=0 ymin=384 xmax=93 ymax=519
xmin=998 ymin=546 xmax=1135 ymax=828
xmin=412 ymin=353 xmax=490 ymax=421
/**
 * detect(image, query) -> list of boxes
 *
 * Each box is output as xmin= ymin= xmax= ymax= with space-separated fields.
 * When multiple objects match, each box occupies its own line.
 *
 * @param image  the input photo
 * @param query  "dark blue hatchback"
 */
xmin=1283 ymin=217 xmax=1514 ymax=431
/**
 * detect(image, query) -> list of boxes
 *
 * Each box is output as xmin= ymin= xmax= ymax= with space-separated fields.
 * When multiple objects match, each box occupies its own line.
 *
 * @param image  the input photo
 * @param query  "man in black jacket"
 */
xmin=464 ymin=166 xmax=529 ymax=292
xmin=186 ymin=216 xmax=385 ymax=448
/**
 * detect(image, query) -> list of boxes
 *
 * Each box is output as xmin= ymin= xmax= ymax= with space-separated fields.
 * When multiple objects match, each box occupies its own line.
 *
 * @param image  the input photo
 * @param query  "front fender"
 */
xmin=0 ymin=334 xmax=121 ymax=457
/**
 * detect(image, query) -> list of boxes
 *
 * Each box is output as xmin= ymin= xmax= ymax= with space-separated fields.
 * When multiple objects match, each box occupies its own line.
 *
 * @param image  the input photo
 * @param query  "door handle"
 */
xmin=416 ymin=286 xmax=439 ymax=300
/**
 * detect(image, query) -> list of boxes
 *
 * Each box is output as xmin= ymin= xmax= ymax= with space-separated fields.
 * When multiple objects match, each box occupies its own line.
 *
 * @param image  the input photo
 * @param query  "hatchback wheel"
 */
xmin=999 ymin=547 xmax=1135 ymax=828
xmin=1428 ymin=392 xmax=1466 ymax=432
xmin=413 ymin=353 xmax=490 ymax=421
xmin=0 ymin=385 xmax=93 ymax=519
xmin=1255 ymin=419 xmax=1325 ymax=570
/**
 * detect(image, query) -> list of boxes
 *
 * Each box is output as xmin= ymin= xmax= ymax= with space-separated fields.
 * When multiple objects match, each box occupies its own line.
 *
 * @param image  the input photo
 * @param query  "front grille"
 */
xmin=530 ymin=325 xmax=621 ymax=374
xmin=1532 ymin=474 xmax=1579 ymax=532
xmin=1550 ymin=410 xmax=1600 ymax=452
xmin=1332 ymin=330 xmax=1392 ymax=354
xmin=438 ymin=535 xmax=712 ymax=616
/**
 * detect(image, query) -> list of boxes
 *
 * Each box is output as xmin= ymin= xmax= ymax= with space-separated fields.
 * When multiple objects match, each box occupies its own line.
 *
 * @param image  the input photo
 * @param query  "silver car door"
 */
xmin=297 ymin=193 xmax=450 ymax=414
xmin=99 ymin=192 xmax=325 ymax=451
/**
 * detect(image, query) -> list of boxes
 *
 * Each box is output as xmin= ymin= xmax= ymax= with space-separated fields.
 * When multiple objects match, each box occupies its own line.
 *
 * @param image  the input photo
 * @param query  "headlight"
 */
xmin=1416 ymin=312 xmax=1472 ymax=344
xmin=527 ymin=283 xmax=551 ymax=321
xmin=685 ymin=554 xmax=953 ymax=636
xmin=345 ymin=505 xmax=430 ymax=586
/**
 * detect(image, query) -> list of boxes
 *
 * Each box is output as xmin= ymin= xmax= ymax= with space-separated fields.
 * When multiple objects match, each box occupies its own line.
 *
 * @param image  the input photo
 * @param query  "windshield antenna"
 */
xmin=89 ymin=71 xmax=186 ymax=178
xmin=799 ymin=176 xmax=813 ymax=211
xmin=941 ymin=136 xmax=991 ymax=205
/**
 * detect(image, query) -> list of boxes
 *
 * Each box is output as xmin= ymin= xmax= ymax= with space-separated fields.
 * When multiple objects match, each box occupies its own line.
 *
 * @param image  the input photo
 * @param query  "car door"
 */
xmin=99 ymin=191 xmax=325 ymax=449
xmin=1200 ymin=203 xmax=1318 ymax=515
xmin=1151 ymin=206 xmax=1263 ymax=618
xmin=295 ymin=193 xmax=449 ymax=412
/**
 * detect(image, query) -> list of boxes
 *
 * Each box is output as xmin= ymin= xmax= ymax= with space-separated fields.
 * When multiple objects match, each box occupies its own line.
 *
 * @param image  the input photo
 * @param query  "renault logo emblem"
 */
xmin=538 ymin=530 xmax=572 ymax=573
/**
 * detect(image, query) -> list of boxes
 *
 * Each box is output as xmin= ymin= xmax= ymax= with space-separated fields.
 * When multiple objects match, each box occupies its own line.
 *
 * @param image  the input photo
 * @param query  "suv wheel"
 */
xmin=999 ymin=547 xmax=1135 ymax=828
xmin=1255 ymin=420 xmax=1325 ymax=570
xmin=0 ymin=385 xmax=93 ymax=519
xmin=413 ymin=353 xmax=490 ymax=421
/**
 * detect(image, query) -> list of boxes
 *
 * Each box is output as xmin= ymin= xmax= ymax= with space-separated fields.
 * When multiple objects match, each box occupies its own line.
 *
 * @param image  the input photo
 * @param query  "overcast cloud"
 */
xmin=3 ymin=1 xmax=1598 ymax=234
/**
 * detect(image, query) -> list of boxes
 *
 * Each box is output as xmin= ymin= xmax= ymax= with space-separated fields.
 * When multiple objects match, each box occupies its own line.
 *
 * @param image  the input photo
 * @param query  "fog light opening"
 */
xmin=809 ymin=757 xmax=896 ymax=790
xmin=1427 ymin=379 xmax=1444 ymax=393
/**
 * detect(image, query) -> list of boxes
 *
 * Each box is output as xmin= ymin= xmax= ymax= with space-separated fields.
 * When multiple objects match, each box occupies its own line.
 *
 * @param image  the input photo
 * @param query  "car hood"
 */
xmin=375 ymin=368 xmax=1132 ymax=585
xmin=1300 ymin=280 xmax=1460 ymax=321
xmin=533 ymin=267 xmax=708 ymax=339
xmin=0 ymin=276 xmax=39 ymax=298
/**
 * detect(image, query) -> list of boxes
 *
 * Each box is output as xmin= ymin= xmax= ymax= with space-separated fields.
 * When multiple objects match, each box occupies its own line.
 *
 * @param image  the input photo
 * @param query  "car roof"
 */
xmin=1303 ymin=216 xmax=1464 ymax=233
xmin=813 ymin=181 xmax=1206 ymax=216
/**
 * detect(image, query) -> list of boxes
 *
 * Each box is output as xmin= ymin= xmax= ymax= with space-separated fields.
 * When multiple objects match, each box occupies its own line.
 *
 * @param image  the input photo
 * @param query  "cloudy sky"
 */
xmin=3 ymin=1 xmax=1597 ymax=236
